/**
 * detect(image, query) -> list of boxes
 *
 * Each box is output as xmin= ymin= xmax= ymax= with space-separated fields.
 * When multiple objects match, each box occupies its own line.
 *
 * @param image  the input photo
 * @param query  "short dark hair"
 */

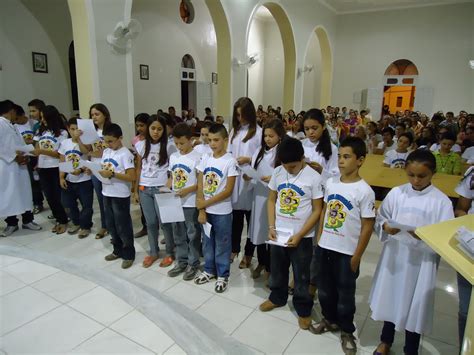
xmin=208 ymin=123 xmax=228 ymax=138
xmin=399 ymin=132 xmax=414 ymax=145
xmin=134 ymin=113 xmax=150 ymax=124
xmin=14 ymin=104 xmax=25 ymax=116
xmin=395 ymin=122 xmax=406 ymax=129
xmin=202 ymin=121 xmax=213 ymax=130
xmin=277 ymin=137 xmax=304 ymax=164
xmin=161 ymin=112 xmax=176 ymax=128
xmin=0 ymin=100 xmax=14 ymax=115
xmin=440 ymin=131 xmax=456 ymax=142
xmin=103 ymin=123 xmax=123 ymax=138
xmin=67 ymin=117 xmax=78 ymax=126
xmin=173 ymin=122 xmax=192 ymax=139
xmin=340 ymin=136 xmax=367 ymax=158
xmin=382 ymin=127 xmax=395 ymax=137
xmin=28 ymin=99 xmax=45 ymax=110
xmin=406 ymin=149 xmax=436 ymax=173
xmin=205 ymin=107 xmax=211 ymax=112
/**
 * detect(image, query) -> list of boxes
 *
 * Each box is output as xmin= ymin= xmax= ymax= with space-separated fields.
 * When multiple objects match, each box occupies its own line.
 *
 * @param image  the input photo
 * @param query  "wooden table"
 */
xmin=360 ymin=154 xmax=462 ymax=198
xmin=416 ymin=215 xmax=474 ymax=355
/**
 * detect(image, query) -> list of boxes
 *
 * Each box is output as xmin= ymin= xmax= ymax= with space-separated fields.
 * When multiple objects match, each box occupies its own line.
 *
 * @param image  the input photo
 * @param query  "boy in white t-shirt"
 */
xmin=258 ymin=137 xmax=324 ymax=330
xmin=92 ymin=124 xmax=136 ymax=269
xmin=194 ymin=123 xmax=238 ymax=293
xmin=166 ymin=124 xmax=202 ymax=280
xmin=383 ymin=132 xmax=412 ymax=168
xmin=313 ymin=136 xmax=375 ymax=354
xmin=58 ymin=118 xmax=93 ymax=239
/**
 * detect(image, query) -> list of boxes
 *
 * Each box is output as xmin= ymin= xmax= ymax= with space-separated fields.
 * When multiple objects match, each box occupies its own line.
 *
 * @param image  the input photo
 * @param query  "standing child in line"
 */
xmin=195 ymin=123 xmax=238 ymax=293
xmin=433 ymin=132 xmax=462 ymax=175
xmin=383 ymin=132 xmax=412 ymax=168
xmin=246 ymin=119 xmax=286 ymax=279
xmin=133 ymin=114 xmax=176 ymax=268
xmin=227 ymin=97 xmax=262 ymax=267
xmin=369 ymin=150 xmax=454 ymax=355
xmin=97 ymin=123 xmax=136 ymax=269
xmin=33 ymin=105 xmax=69 ymax=234
xmin=193 ymin=121 xmax=213 ymax=156
xmin=166 ymin=123 xmax=202 ymax=280
xmin=58 ymin=118 xmax=94 ymax=238
xmin=313 ymin=137 xmax=376 ymax=355
xmin=258 ymin=137 xmax=323 ymax=330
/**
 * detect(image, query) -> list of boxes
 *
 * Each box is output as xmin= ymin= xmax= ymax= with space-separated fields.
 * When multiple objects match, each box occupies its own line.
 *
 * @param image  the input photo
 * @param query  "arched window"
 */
xmin=179 ymin=0 xmax=195 ymax=24
xmin=181 ymin=54 xmax=195 ymax=69
xmin=384 ymin=59 xmax=418 ymax=76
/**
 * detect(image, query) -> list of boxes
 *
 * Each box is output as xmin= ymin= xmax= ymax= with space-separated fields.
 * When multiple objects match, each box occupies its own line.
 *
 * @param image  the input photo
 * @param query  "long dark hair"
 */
xmin=254 ymin=119 xmax=286 ymax=169
xmin=231 ymin=97 xmax=257 ymax=143
xmin=303 ymin=108 xmax=333 ymax=161
xmin=89 ymin=103 xmax=112 ymax=129
xmin=39 ymin=105 xmax=65 ymax=137
xmin=143 ymin=114 xmax=168 ymax=166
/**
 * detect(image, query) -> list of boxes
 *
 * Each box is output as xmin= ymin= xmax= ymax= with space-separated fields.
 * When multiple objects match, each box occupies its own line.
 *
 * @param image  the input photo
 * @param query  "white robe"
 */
xmin=369 ymin=183 xmax=454 ymax=334
xmin=302 ymin=138 xmax=339 ymax=182
xmin=0 ymin=117 xmax=33 ymax=218
xmin=248 ymin=146 xmax=276 ymax=245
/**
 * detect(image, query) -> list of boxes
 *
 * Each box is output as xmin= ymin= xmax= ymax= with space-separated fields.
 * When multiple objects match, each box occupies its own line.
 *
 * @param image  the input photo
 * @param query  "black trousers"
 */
xmin=103 ymin=196 xmax=135 ymax=260
xmin=231 ymin=209 xmax=251 ymax=253
xmin=38 ymin=167 xmax=68 ymax=224
xmin=381 ymin=321 xmax=421 ymax=355
xmin=5 ymin=211 xmax=34 ymax=227
xmin=28 ymin=157 xmax=44 ymax=207
xmin=244 ymin=241 xmax=270 ymax=271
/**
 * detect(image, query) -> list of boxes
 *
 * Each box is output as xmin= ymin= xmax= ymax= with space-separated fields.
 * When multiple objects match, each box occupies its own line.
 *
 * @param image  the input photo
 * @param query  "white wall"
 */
xmin=302 ymin=32 xmax=322 ymax=109
xmin=0 ymin=0 xmax=73 ymax=115
xmin=262 ymin=20 xmax=284 ymax=108
xmin=332 ymin=3 xmax=474 ymax=116
xmin=132 ymin=0 xmax=217 ymax=118
xmin=247 ymin=18 xmax=265 ymax=105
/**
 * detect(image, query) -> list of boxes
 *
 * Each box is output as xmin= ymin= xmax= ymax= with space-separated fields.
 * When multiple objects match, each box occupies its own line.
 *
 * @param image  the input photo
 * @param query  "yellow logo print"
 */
xmin=325 ymin=200 xmax=347 ymax=231
xmin=279 ymin=188 xmax=300 ymax=216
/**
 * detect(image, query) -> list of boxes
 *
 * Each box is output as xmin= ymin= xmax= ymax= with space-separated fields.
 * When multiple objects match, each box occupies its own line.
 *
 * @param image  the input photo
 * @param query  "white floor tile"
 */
xmin=27 ymin=234 xmax=76 ymax=253
xmin=217 ymin=271 xmax=270 ymax=309
xmin=0 ymin=270 xmax=26 ymax=296
xmin=232 ymin=310 xmax=299 ymax=353
xmin=0 ymin=254 xmax=23 ymax=268
xmin=163 ymin=343 xmax=186 ymax=354
xmin=3 ymin=259 xmax=59 ymax=284
xmin=164 ymin=281 xmax=214 ymax=310
xmin=284 ymin=329 xmax=343 ymax=354
xmin=103 ymin=258 xmax=148 ymax=279
xmin=196 ymin=295 xmax=254 ymax=334
xmin=1 ymin=305 xmax=104 ymax=353
xmin=425 ymin=312 xmax=458 ymax=346
xmin=110 ymin=309 xmax=175 ymax=354
xmin=71 ymin=328 xmax=154 ymax=354
xmin=0 ymin=237 xmax=23 ymax=248
xmin=0 ymin=286 xmax=60 ymax=335
xmin=9 ymin=230 xmax=51 ymax=246
xmin=421 ymin=337 xmax=459 ymax=355
xmin=32 ymin=270 xmax=97 ymax=303
xmin=68 ymin=286 xmax=134 ymax=325
xmin=135 ymin=269 xmax=180 ymax=293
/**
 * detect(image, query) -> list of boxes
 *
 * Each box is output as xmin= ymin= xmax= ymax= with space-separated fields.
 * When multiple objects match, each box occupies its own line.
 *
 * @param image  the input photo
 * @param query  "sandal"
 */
xmin=373 ymin=342 xmax=391 ymax=355
xmin=194 ymin=271 xmax=216 ymax=285
xmin=341 ymin=331 xmax=357 ymax=355
xmin=55 ymin=224 xmax=67 ymax=235
xmin=51 ymin=223 xmax=59 ymax=233
xmin=215 ymin=277 xmax=228 ymax=293
xmin=309 ymin=318 xmax=339 ymax=335
xmin=95 ymin=228 xmax=108 ymax=239
xmin=238 ymin=255 xmax=252 ymax=269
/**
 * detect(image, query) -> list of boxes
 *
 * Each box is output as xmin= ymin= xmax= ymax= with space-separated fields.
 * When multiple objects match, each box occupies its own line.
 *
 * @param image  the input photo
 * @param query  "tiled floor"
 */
xmin=0 ymin=204 xmax=460 ymax=354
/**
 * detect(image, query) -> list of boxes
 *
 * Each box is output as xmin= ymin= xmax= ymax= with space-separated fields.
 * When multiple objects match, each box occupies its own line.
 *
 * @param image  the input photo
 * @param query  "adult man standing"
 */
xmin=0 ymin=100 xmax=41 ymax=237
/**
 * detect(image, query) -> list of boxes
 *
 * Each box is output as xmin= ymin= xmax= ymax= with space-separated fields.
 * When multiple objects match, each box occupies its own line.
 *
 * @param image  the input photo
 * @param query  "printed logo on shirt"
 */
xmin=172 ymin=164 xmax=191 ymax=190
xmin=203 ymin=167 xmax=223 ymax=195
xmin=324 ymin=194 xmax=353 ymax=231
xmin=102 ymin=158 xmax=118 ymax=172
xmin=39 ymin=136 xmax=57 ymax=151
xmin=391 ymin=159 xmax=406 ymax=168
xmin=93 ymin=138 xmax=107 ymax=151
xmin=65 ymin=149 xmax=82 ymax=169
xmin=21 ymin=130 xmax=34 ymax=141
xmin=277 ymin=183 xmax=304 ymax=217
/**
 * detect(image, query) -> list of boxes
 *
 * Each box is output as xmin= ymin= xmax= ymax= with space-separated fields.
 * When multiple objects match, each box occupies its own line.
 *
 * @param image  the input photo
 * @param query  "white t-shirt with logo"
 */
xmin=197 ymin=153 xmax=239 ymax=215
xmin=268 ymin=165 xmax=324 ymax=238
xmin=376 ymin=141 xmax=396 ymax=154
xmin=135 ymin=140 xmax=170 ymax=187
xmin=384 ymin=150 xmax=410 ymax=168
xmin=58 ymin=138 xmax=91 ymax=183
xmin=319 ymin=177 xmax=376 ymax=255
xmin=101 ymin=147 xmax=135 ymax=198
xmin=194 ymin=143 xmax=212 ymax=156
xmin=455 ymin=166 xmax=474 ymax=215
xmin=461 ymin=146 xmax=474 ymax=164
xmin=34 ymin=129 xmax=68 ymax=168
xmin=15 ymin=122 xmax=35 ymax=142
xmin=91 ymin=128 xmax=106 ymax=164
xmin=430 ymin=143 xmax=461 ymax=153
xmin=169 ymin=150 xmax=202 ymax=208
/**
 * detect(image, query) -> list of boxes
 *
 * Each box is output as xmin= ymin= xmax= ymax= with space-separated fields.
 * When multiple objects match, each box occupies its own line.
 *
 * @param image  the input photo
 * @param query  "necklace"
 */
xmin=286 ymin=166 xmax=305 ymax=187
xmin=438 ymin=153 xmax=451 ymax=173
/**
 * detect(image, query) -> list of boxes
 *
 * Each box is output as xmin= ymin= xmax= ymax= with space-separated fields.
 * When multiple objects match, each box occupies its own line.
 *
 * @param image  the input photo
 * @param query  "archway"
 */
xmin=383 ymin=59 xmax=419 ymax=114
xmin=181 ymin=54 xmax=196 ymax=113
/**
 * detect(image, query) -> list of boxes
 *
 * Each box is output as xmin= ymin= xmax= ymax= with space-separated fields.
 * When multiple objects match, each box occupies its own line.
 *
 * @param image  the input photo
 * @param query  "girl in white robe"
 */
xmin=247 ymin=119 xmax=286 ymax=279
xmin=369 ymin=149 xmax=454 ymax=355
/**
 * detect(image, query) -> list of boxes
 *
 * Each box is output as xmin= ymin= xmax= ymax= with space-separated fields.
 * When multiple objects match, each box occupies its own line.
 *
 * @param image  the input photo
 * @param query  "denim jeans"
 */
xmin=310 ymin=245 xmax=322 ymax=287
xmin=381 ymin=321 xmax=421 ymax=355
xmin=61 ymin=180 xmax=94 ymax=229
xmin=317 ymin=246 xmax=359 ymax=334
xmin=139 ymin=187 xmax=174 ymax=257
xmin=202 ymin=213 xmax=232 ymax=278
xmin=91 ymin=175 xmax=106 ymax=229
xmin=457 ymin=272 xmax=472 ymax=345
xmin=38 ymin=167 xmax=68 ymax=224
xmin=269 ymin=238 xmax=313 ymax=317
xmin=173 ymin=207 xmax=200 ymax=267
xmin=103 ymin=195 xmax=135 ymax=260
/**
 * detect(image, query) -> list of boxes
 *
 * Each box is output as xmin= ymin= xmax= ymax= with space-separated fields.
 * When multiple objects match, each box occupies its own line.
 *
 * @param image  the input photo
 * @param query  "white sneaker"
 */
xmin=0 ymin=225 xmax=19 ymax=237
xmin=22 ymin=222 xmax=42 ymax=231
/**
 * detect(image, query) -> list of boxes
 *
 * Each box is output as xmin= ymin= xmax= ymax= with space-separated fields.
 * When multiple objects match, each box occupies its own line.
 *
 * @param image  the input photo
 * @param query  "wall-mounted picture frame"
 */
xmin=212 ymin=72 xmax=218 ymax=84
xmin=140 ymin=64 xmax=149 ymax=80
xmin=32 ymin=52 xmax=48 ymax=73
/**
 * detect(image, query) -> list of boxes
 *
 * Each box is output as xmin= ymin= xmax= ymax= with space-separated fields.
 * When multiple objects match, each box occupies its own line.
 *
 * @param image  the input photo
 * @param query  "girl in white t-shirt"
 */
xmin=134 ymin=114 xmax=175 ymax=268
xmin=227 ymin=97 xmax=262 ymax=266
xmin=33 ymin=105 xmax=69 ymax=234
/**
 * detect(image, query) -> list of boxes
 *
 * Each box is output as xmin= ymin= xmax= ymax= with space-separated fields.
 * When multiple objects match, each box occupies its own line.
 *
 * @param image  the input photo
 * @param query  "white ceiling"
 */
xmin=319 ymin=0 xmax=473 ymax=14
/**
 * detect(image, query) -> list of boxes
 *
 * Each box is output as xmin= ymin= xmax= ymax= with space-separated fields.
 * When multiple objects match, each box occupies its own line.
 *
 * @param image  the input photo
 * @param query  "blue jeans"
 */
xmin=202 ymin=213 xmax=232 ymax=278
xmin=61 ymin=180 xmax=94 ymax=229
xmin=269 ymin=238 xmax=313 ymax=317
xmin=139 ymin=187 xmax=175 ymax=257
xmin=91 ymin=175 xmax=106 ymax=229
xmin=103 ymin=195 xmax=135 ymax=260
xmin=173 ymin=207 xmax=201 ymax=267
xmin=457 ymin=272 xmax=472 ymax=345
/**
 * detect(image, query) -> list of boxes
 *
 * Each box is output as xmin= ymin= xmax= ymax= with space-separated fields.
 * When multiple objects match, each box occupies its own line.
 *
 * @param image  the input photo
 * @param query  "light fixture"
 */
xmin=470 ymin=60 xmax=474 ymax=69
xmin=297 ymin=64 xmax=314 ymax=78
xmin=233 ymin=53 xmax=259 ymax=68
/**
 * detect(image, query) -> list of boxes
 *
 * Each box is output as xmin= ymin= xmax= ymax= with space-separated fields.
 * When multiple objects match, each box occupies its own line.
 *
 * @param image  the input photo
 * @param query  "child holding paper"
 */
xmin=369 ymin=149 xmax=454 ymax=355
xmin=58 ymin=118 xmax=93 ymax=238
xmin=133 ymin=114 xmax=176 ymax=268
xmin=166 ymin=123 xmax=202 ymax=280
xmin=195 ymin=123 xmax=238 ymax=293
xmin=259 ymin=137 xmax=323 ymax=331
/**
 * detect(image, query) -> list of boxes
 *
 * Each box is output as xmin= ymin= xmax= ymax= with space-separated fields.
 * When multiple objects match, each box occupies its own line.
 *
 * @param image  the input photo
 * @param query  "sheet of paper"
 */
xmin=159 ymin=186 xmax=172 ymax=193
xmin=77 ymin=119 xmax=100 ymax=144
xmin=59 ymin=161 xmax=75 ymax=173
xmin=81 ymin=160 xmax=112 ymax=185
xmin=203 ymin=222 xmax=212 ymax=238
xmin=265 ymin=228 xmax=292 ymax=247
xmin=387 ymin=219 xmax=416 ymax=232
xmin=154 ymin=193 xmax=185 ymax=223
xmin=16 ymin=144 xmax=35 ymax=153
xmin=240 ymin=164 xmax=259 ymax=180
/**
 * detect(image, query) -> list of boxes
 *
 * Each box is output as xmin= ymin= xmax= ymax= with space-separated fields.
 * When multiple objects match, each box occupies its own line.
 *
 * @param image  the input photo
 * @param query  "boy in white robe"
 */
xmin=369 ymin=149 xmax=454 ymax=355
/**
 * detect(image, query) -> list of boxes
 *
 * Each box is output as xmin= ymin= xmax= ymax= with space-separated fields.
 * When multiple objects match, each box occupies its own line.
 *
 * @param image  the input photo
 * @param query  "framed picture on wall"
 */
xmin=140 ymin=64 xmax=149 ymax=80
xmin=32 ymin=52 xmax=48 ymax=73
xmin=212 ymin=72 xmax=218 ymax=84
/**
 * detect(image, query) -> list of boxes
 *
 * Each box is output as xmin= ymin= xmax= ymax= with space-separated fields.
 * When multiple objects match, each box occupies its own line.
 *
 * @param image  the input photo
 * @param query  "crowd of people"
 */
xmin=0 ymin=97 xmax=472 ymax=355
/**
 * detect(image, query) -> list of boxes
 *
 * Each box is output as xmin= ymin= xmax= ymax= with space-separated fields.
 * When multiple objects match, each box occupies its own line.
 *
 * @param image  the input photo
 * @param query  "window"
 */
xmin=396 ymin=97 xmax=403 ymax=107
xmin=180 ymin=0 xmax=194 ymax=24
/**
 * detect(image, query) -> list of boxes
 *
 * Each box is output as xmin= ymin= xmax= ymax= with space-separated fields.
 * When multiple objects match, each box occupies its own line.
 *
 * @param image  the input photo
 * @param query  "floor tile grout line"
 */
xmin=105 ymin=322 xmax=165 ymax=354
xmin=161 ymin=341 xmax=177 ymax=354
xmin=282 ymin=328 xmax=301 ymax=354
xmin=229 ymin=308 xmax=257 ymax=337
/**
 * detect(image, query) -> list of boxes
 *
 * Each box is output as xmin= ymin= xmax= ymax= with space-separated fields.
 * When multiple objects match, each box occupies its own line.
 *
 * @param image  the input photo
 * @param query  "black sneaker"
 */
xmin=167 ymin=264 xmax=187 ymax=277
xmin=215 ymin=277 xmax=228 ymax=293
xmin=182 ymin=265 xmax=198 ymax=281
